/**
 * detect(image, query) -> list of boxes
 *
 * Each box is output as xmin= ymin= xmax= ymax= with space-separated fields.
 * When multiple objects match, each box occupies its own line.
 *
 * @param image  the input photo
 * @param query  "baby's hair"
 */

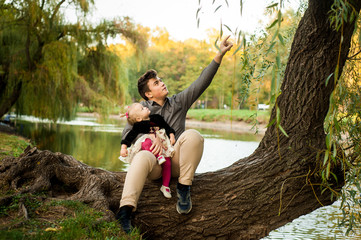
xmin=120 ymin=103 xmax=139 ymax=125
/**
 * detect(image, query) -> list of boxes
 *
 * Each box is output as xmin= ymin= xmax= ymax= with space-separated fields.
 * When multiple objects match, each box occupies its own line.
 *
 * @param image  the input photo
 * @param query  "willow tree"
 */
xmin=0 ymin=0 xmax=145 ymax=121
xmin=1 ymin=0 xmax=361 ymax=239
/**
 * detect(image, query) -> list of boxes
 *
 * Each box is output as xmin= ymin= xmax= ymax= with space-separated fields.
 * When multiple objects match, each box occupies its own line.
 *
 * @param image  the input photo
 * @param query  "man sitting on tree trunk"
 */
xmin=116 ymin=36 xmax=233 ymax=233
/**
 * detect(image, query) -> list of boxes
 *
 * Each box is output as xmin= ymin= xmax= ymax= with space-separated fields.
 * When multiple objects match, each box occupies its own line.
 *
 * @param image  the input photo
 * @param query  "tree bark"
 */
xmin=1 ymin=0 xmax=360 ymax=239
xmin=0 ymin=81 xmax=22 ymax=119
xmin=0 ymin=146 xmax=125 ymax=220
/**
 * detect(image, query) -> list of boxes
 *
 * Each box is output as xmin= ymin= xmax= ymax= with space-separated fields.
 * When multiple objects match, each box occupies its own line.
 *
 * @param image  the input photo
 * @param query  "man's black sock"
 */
xmin=177 ymin=182 xmax=190 ymax=191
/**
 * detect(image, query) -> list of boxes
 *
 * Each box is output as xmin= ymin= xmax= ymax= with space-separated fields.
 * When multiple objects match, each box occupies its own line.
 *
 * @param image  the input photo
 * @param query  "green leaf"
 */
xmin=334 ymin=65 xmax=339 ymax=81
xmin=214 ymin=37 xmax=221 ymax=52
xmin=325 ymin=73 xmax=334 ymax=86
xmin=278 ymin=33 xmax=284 ymax=45
xmin=220 ymin=20 xmax=223 ymax=38
xmin=214 ymin=5 xmax=222 ymax=13
xmin=270 ymin=29 xmax=279 ymax=43
xmin=326 ymin=162 xmax=330 ymax=179
xmin=240 ymin=0 xmax=243 ymax=15
xmin=270 ymin=66 xmax=276 ymax=96
xmin=277 ymin=10 xmax=282 ymax=26
xmin=340 ymin=1 xmax=348 ymax=19
xmin=332 ymin=142 xmax=337 ymax=158
xmin=224 ymin=24 xmax=232 ymax=33
xmin=267 ymin=118 xmax=276 ymax=128
xmin=326 ymin=133 xmax=331 ymax=149
xmin=278 ymin=124 xmax=289 ymax=137
xmin=196 ymin=7 xmax=201 ymax=19
xmin=267 ymin=19 xmax=278 ymax=29
xmin=276 ymin=55 xmax=281 ymax=68
xmin=237 ymin=30 xmax=242 ymax=45
xmin=276 ymin=65 xmax=281 ymax=91
xmin=316 ymin=151 xmax=321 ymax=161
xmin=334 ymin=118 xmax=341 ymax=132
xmin=233 ymin=44 xmax=242 ymax=56
xmin=267 ymin=3 xmax=278 ymax=8
xmin=323 ymin=150 xmax=329 ymax=165
xmin=266 ymin=41 xmax=276 ymax=55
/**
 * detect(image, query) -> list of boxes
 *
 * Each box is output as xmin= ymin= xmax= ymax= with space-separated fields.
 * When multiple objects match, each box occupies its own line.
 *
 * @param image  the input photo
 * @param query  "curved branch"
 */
xmin=347 ymin=49 xmax=361 ymax=60
xmin=50 ymin=0 xmax=66 ymax=29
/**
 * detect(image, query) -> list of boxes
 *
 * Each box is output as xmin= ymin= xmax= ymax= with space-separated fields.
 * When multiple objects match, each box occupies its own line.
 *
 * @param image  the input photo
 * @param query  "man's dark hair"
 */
xmin=138 ymin=69 xmax=158 ymax=100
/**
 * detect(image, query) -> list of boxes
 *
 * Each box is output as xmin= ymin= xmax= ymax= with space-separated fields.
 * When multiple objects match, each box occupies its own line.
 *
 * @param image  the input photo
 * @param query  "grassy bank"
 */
xmin=187 ymin=109 xmax=270 ymax=123
xmin=0 ymin=132 xmax=30 ymax=160
xmin=0 ymin=130 xmax=142 ymax=240
xmin=0 ymin=196 xmax=138 ymax=240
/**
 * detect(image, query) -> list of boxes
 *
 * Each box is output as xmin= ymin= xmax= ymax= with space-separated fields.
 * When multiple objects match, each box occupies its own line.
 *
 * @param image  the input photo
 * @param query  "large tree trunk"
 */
xmin=0 ymin=80 xmax=22 ymax=119
xmin=1 ymin=0 xmax=360 ymax=239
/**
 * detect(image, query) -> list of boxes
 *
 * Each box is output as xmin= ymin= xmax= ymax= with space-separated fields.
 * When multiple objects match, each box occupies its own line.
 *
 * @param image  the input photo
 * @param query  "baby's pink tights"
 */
xmin=141 ymin=138 xmax=171 ymax=188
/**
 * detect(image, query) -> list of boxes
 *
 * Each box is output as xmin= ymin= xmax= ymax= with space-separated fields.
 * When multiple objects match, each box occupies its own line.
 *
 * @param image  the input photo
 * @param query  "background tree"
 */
xmin=243 ymin=8 xmax=303 ymax=110
xmin=0 ymin=0 xmax=145 ymax=121
xmin=77 ymin=43 xmax=128 ymax=115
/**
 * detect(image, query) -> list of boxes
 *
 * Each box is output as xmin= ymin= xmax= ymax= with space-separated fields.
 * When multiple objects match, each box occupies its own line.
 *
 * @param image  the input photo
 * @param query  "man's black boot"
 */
xmin=176 ymin=182 xmax=192 ymax=214
xmin=115 ymin=206 xmax=133 ymax=234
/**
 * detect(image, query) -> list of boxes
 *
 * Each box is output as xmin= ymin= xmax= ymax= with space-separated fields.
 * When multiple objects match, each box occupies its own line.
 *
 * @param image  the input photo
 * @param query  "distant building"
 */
xmin=258 ymin=104 xmax=270 ymax=110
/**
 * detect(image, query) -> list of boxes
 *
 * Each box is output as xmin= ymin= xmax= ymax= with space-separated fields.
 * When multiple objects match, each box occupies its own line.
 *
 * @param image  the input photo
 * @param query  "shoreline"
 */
xmin=77 ymin=112 xmax=267 ymax=135
xmin=185 ymin=119 xmax=266 ymax=135
xmin=1 ymin=113 xmax=267 ymax=136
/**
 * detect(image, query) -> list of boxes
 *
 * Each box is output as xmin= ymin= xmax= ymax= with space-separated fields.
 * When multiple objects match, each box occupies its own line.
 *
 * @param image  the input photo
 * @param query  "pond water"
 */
xmin=13 ymin=115 xmax=262 ymax=173
xmin=12 ymin=115 xmax=359 ymax=239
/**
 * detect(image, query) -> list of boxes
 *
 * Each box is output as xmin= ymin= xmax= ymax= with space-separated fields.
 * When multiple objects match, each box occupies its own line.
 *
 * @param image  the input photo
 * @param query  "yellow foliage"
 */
xmin=108 ymin=43 xmax=136 ymax=59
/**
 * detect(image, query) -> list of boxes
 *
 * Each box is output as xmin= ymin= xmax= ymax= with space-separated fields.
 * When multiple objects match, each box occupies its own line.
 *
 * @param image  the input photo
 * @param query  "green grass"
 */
xmin=187 ymin=109 xmax=270 ymax=123
xmin=0 ymin=193 xmax=143 ymax=240
xmin=0 ymin=132 xmax=31 ymax=160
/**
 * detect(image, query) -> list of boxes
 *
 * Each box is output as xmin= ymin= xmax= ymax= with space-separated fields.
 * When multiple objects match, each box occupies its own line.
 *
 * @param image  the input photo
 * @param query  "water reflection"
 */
xmin=14 ymin=116 xmax=126 ymax=172
xmin=262 ymin=200 xmax=360 ymax=240
xmin=197 ymin=138 xmax=259 ymax=173
xmin=14 ymin=115 xmax=260 ymax=173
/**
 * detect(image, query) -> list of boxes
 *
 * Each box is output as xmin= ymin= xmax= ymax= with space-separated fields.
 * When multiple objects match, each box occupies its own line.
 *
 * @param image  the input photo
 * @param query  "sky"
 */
xmin=83 ymin=0 xmax=301 ymax=42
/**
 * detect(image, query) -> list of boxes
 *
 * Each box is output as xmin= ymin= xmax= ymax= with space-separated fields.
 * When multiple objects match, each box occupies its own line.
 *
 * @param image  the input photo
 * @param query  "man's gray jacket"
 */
xmin=122 ymin=60 xmax=220 ymax=142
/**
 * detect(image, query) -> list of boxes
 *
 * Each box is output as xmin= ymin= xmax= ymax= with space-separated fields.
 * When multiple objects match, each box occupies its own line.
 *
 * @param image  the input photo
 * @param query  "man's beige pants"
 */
xmin=120 ymin=129 xmax=204 ymax=210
